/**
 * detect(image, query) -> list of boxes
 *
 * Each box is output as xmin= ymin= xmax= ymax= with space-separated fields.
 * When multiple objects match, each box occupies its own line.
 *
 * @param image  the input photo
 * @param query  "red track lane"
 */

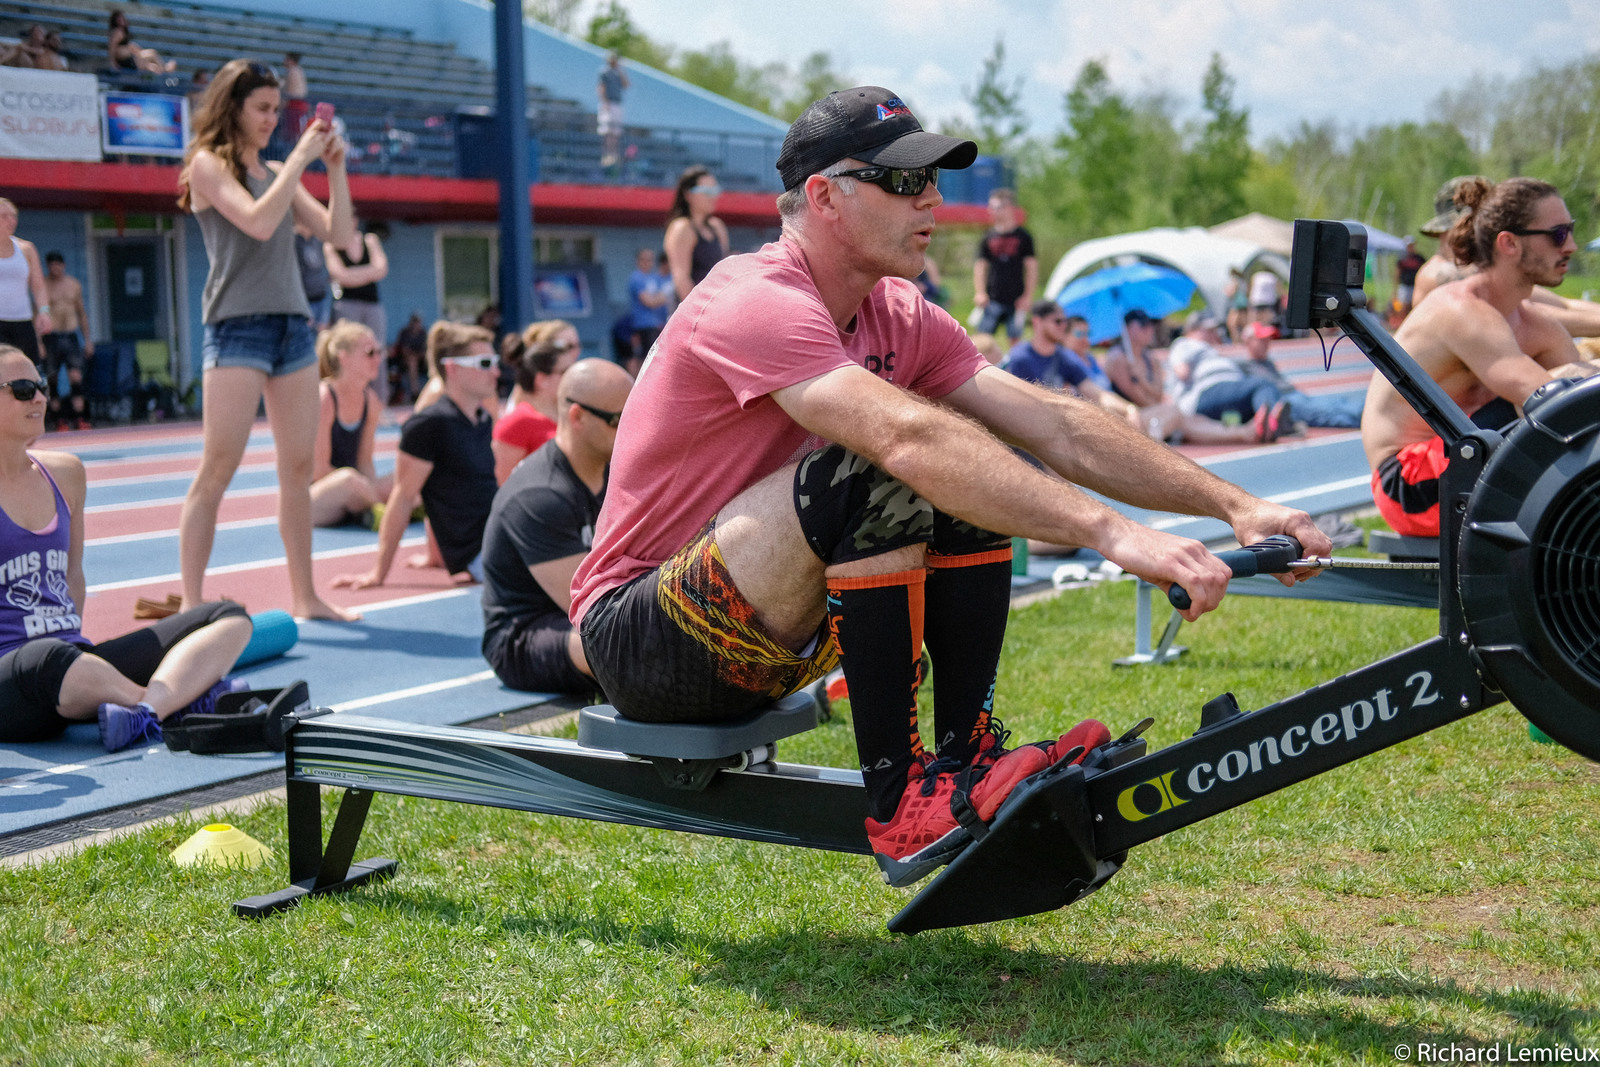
xmin=81 ymin=542 xmax=470 ymax=642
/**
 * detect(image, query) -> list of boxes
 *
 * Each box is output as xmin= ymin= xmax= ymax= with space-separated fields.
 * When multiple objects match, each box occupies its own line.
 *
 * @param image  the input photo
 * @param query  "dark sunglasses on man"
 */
xmin=1510 ymin=222 xmax=1577 ymax=246
xmin=1 ymin=378 xmax=48 ymax=401
xmin=831 ymin=165 xmax=939 ymax=197
xmin=567 ymin=399 xmax=624 ymax=428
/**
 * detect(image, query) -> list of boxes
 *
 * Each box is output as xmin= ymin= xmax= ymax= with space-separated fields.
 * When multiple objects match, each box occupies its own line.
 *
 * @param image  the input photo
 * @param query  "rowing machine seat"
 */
xmin=577 ymin=684 xmax=828 ymax=760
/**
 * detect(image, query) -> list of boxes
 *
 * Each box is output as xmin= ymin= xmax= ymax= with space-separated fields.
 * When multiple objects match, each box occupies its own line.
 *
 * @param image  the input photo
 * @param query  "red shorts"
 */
xmin=1371 ymin=438 xmax=1448 ymax=537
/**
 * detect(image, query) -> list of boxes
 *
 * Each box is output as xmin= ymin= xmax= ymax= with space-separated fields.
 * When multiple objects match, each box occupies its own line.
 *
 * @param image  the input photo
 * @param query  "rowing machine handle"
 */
xmin=1167 ymin=535 xmax=1303 ymax=611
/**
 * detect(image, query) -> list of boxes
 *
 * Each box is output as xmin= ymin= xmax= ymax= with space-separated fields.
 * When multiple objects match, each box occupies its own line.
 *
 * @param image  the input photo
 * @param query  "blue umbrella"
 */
xmin=1057 ymin=262 xmax=1197 ymax=344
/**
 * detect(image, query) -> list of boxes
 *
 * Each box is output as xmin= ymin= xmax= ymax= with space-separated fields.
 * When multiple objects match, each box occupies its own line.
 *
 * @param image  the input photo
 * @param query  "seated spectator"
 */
xmin=481 ymin=359 xmax=632 ymax=693
xmin=0 ymin=344 xmax=252 ymax=753
xmin=1060 ymin=308 xmax=1261 ymax=445
xmin=1103 ymin=309 xmax=1168 ymax=408
xmin=38 ymin=30 xmax=69 ymax=71
xmin=1239 ymin=323 xmax=1362 ymax=428
xmin=333 ymin=323 xmax=499 ymax=590
xmin=491 ymin=322 xmax=579 ymax=483
xmin=311 ymin=322 xmax=392 ymax=527
xmin=1168 ymin=311 xmax=1292 ymax=442
xmin=392 ymin=312 xmax=427 ymax=404
xmin=106 ymin=10 xmax=174 ymax=73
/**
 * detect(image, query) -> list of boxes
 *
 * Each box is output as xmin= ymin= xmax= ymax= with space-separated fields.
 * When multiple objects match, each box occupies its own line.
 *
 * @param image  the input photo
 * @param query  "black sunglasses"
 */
xmin=1 ymin=378 xmax=48 ymax=401
xmin=567 ymin=399 xmax=623 ymax=428
xmin=831 ymin=165 xmax=939 ymax=197
xmin=1510 ymin=223 xmax=1577 ymax=246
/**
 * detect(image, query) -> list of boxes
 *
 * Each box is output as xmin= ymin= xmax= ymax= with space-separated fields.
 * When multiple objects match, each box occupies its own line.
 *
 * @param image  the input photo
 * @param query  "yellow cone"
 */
xmin=171 ymin=823 xmax=274 ymax=869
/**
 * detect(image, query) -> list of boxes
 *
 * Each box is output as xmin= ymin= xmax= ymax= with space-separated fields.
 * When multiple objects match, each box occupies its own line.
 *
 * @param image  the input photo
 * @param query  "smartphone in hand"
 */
xmin=315 ymin=101 xmax=335 ymax=124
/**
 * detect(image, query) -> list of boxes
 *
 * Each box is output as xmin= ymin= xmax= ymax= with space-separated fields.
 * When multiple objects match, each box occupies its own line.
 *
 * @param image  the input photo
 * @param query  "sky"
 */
xmin=603 ymin=0 xmax=1600 ymax=144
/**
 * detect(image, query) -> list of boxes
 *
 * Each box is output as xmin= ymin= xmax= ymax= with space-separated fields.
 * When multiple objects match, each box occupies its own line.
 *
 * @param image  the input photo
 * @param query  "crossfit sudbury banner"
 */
xmin=0 ymin=67 xmax=101 ymax=161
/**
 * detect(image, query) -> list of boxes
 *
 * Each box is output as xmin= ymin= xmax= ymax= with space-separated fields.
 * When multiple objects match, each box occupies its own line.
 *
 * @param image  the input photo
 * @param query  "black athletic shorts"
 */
xmin=579 ymin=521 xmax=839 ymax=723
xmin=0 ymin=601 xmax=248 ymax=743
xmin=484 ymin=611 xmax=592 ymax=695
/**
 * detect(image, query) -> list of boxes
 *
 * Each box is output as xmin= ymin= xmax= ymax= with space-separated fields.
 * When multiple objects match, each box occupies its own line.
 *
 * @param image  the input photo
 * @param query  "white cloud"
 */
xmin=606 ymin=0 xmax=1600 ymax=142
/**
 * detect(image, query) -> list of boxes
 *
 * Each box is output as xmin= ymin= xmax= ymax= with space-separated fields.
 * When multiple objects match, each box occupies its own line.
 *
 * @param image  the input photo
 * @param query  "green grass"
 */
xmin=3 ymin=584 xmax=1597 ymax=1065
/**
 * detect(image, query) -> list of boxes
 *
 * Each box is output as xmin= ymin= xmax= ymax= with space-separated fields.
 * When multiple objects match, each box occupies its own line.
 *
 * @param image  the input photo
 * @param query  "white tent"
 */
xmin=1344 ymin=220 xmax=1409 ymax=255
xmin=1209 ymin=212 xmax=1295 ymax=256
xmin=1043 ymin=227 xmax=1289 ymax=318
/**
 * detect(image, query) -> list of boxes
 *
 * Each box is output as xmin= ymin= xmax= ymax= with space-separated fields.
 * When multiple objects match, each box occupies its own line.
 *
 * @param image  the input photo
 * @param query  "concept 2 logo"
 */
xmin=1115 ymin=672 xmax=1444 ymax=822
xmin=876 ymin=99 xmax=914 ymax=121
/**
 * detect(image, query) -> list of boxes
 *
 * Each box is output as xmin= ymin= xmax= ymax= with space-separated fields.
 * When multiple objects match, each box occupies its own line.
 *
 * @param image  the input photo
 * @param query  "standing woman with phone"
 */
xmin=176 ymin=59 xmax=360 ymax=621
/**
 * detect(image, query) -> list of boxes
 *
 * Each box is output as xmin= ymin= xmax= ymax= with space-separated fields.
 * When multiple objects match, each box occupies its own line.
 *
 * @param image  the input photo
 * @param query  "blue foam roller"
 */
xmin=234 ymin=610 xmax=299 ymax=669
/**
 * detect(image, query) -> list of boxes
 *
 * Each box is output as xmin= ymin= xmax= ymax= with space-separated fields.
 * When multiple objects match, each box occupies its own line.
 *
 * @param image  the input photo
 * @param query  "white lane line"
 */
xmin=1146 ymin=474 xmax=1372 ymax=530
xmin=87 ymin=516 xmax=279 ymax=546
xmin=85 ymin=536 xmax=425 ymax=593
xmin=89 ymin=461 xmax=278 ymax=488
xmin=85 ymin=486 xmax=279 ymax=514
xmin=330 ymin=670 xmax=497 ymax=712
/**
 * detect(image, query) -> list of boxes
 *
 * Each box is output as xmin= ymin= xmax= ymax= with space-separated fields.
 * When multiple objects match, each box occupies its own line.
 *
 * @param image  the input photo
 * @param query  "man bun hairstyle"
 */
xmin=1445 ymin=176 xmax=1561 ymax=267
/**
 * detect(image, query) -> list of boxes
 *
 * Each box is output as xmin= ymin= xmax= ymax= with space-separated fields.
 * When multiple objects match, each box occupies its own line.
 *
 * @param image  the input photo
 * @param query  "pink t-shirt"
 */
xmin=493 ymin=403 xmax=556 ymax=453
xmin=571 ymin=238 xmax=987 ymax=624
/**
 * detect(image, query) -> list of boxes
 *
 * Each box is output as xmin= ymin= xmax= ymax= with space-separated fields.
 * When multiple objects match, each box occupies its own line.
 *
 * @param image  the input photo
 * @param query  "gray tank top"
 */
xmin=195 ymin=169 xmax=312 ymax=323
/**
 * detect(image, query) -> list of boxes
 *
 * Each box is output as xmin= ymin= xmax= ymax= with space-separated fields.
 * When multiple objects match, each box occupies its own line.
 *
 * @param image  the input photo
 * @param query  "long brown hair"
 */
xmin=1444 ymin=176 xmax=1561 ymax=268
xmin=177 ymin=59 xmax=280 ymax=213
xmin=667 ymin=165 xmax=714 ymax=225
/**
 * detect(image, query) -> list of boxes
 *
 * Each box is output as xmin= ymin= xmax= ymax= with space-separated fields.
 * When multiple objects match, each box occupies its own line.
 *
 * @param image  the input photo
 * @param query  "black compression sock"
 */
xmin=925 ymin=545 xmax=1013 ymax=765
xmin=826 ymin=567 xmax=926 ymax=821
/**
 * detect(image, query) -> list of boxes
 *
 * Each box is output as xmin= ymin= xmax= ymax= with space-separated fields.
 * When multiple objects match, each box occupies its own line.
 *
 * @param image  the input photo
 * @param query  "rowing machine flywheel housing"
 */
xmin=1458 ymin=375 xmax=1600 ymax=758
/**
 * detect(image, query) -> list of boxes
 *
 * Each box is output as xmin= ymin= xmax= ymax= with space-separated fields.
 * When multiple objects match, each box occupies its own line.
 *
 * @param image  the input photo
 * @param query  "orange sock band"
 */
xmin=927 ymin=546 xmax=1012 ymax=569
xmin=827 ymin=567 xmax=928 ymax=591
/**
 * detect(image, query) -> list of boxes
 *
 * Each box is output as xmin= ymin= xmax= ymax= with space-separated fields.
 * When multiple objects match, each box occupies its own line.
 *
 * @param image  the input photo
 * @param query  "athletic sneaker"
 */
xmin=866 ymin=755 xmax=975 ymax=887
xmin=98 ymin=702 xmax=162 ymax=752
xmin=967 ymin=717 xmax=1113 ymax=821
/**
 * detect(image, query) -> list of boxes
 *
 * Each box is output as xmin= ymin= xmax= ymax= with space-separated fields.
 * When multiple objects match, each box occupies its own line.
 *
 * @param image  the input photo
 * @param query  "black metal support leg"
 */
xmin=234 ymin=785 xmax=398 ymax=919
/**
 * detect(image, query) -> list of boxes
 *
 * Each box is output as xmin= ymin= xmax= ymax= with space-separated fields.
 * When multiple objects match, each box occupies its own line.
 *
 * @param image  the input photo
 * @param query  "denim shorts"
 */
xmin=202 ymin=314 xmax=317 ymax=376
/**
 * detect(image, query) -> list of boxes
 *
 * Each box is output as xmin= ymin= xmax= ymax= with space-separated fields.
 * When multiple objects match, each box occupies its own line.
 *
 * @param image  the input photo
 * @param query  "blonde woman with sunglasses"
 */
xmin=311 ymin=321 xmax=392 ymax=527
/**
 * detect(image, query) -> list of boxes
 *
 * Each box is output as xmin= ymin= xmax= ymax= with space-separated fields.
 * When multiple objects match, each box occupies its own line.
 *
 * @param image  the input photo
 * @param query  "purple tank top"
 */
xmin=0 ymin=457 xmax=86 ymax=656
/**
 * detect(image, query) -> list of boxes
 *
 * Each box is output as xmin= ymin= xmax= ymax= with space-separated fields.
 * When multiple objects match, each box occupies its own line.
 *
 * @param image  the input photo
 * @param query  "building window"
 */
xmin=536 ymin=233 xmax=595 ymax=264
xmin=439 ymin=232 xmax=497 ymax=323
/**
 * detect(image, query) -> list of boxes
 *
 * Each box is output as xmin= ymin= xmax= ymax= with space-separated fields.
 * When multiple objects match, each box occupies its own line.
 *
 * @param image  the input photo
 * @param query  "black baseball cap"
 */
xmin=776 ymin=86 xmax=977 ymax=192
xmin=1124 ymin=309 xmax=1155 ymax=328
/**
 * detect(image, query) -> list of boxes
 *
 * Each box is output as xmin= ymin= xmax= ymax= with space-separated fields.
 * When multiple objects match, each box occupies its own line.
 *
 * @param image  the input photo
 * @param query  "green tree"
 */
xmin=585 ymin=0 xmax=674 ymax=69
xmin=780 ymin=52 xmax=853 ymax=121
xmin=1057 ymin=59 xmax=1141 ymax=230
xmin=523 ymin=0 xmax=583 ymax=34
xmin=966 ymin=38 xmax=1027 ymax=157
xmin=1173 ymin=53 xmax=1251 ymax=225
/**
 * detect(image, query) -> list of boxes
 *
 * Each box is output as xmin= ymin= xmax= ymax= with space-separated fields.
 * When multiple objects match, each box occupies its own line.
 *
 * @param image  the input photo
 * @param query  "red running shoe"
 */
xmin=966 ymin=717 xmax=1113 ymax=820
xmin=866 ymin=755 xmax=974 ymax=887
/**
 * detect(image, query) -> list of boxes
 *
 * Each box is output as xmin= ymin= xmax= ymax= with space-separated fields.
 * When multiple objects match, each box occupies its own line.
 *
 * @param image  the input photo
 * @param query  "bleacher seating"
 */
xmin=1 ymin=0 xmax=791 ymax=189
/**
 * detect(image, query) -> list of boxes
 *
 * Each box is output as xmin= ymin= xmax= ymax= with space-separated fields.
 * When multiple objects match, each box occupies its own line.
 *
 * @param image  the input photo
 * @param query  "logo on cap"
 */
xmin=876 ymin=98 xmax=913 ymax=121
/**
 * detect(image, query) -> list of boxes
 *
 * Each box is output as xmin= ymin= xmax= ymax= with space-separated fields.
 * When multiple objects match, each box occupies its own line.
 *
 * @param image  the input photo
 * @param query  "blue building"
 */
xmin=0 ymin=0 xmax=991 ymax=404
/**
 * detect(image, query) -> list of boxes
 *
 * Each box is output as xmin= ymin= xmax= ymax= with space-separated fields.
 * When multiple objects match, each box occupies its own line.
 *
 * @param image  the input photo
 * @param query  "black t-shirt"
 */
xmin=977 ymin=226 xmax=1036 ymax=304
xmin=1397 ymin=252 xmax=1426 ymax=286
xmin=480 ymin=440 xmax=603 ymax=657
xmin=400 ymin=397 xmax=496 ymax=573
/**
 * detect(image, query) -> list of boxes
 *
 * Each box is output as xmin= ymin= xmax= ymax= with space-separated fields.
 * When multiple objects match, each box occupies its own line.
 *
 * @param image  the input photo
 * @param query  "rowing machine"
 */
xmin=237 ymin=219 xmax=1600 ymax=933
